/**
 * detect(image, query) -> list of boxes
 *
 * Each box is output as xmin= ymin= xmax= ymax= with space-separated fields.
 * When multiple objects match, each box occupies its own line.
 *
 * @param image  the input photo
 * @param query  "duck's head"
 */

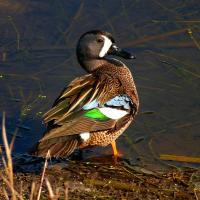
xmin=76 ymin=30 xmax=135 ymax=72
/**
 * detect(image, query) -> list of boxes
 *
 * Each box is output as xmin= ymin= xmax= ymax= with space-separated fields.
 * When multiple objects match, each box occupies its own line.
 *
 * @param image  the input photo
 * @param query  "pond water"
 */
xmin=0 ymin=0 xmax=199 ymax=170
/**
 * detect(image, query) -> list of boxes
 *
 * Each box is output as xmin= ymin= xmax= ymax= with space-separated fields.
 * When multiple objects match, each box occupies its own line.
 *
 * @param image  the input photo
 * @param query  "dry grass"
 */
xmin=0 ymin=113 xmax=68 ymax=200
xmin=0 ymin=113 xmax=199 ymax=199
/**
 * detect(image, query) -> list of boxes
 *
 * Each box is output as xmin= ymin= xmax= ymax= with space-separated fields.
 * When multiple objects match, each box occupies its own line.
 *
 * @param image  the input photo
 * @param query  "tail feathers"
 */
xmin=29 ymin=136 xmax=79 ymax=158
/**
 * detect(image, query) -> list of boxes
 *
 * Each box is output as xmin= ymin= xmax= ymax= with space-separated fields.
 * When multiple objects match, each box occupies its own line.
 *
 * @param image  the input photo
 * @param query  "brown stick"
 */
xmin=160 ymin=154 xmax=200 ymax=163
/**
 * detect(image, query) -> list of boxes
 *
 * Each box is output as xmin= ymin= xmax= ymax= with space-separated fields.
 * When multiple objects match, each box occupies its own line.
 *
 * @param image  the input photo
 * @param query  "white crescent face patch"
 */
xmin=99 ymin=35 xmax=112 ymax=58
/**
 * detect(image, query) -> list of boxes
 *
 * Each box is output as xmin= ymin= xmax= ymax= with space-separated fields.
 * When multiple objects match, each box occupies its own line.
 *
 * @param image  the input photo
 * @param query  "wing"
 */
xmin=43 ymin=74 xmax=97 ymax=125
xmin=34 ymin=74 xmax=135 ymax=157
xmin=41 ymin=71 xmax=119 ymax=140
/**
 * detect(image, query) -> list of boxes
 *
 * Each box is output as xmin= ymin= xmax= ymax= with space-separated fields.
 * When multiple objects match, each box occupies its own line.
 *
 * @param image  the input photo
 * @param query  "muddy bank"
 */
xmin=0 ymin=156 xmax=199 ymax=199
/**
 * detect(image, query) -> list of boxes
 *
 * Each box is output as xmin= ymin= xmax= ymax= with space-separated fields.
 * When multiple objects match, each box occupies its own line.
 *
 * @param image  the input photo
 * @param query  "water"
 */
xmin=0 ymin=0 xmax=199 ymax=169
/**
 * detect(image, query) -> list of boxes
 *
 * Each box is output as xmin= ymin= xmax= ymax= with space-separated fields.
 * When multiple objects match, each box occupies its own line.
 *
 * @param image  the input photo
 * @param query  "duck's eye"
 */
xmin=97 ymin=38 xmax=104 ymax=43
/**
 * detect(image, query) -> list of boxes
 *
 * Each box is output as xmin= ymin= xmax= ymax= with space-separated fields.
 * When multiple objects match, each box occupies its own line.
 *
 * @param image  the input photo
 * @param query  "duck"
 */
xmin=31 ymin=30 xmax=139 ymax=158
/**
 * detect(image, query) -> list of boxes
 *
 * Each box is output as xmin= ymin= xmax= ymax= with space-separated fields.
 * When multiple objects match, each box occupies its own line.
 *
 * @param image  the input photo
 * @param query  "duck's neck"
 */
xmin=79 ymin=58 xmax=108 ymax=73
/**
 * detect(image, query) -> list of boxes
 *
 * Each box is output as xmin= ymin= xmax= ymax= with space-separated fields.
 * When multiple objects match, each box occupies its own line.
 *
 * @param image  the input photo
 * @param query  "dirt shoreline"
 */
xmin=0 ymin=157 xmax=199 ymax=199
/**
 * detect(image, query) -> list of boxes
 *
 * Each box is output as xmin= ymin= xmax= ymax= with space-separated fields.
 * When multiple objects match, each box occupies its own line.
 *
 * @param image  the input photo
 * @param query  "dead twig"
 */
xmin=1 ymin=112 xmax=16 ymax=200
xmin=45 ymin=178 xmax=58 ymax=200
xmin=36 ymin=150 xmax=51 ymax=200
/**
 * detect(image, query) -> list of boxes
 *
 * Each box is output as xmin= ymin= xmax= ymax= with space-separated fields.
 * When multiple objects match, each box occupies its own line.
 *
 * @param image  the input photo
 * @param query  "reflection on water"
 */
xmin=0 ymin=0 xmax=199 ymax=169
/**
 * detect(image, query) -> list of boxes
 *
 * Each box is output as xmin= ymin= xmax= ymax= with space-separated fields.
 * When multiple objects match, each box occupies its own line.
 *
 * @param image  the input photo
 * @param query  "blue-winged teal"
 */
xmin=32 ymin=30 xmax=139 ymax=157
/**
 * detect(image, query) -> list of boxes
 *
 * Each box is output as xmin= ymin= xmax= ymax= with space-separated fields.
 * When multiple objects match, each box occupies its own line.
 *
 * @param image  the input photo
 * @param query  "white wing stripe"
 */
xmin=99 ymin=107 xmax=128 ymax=119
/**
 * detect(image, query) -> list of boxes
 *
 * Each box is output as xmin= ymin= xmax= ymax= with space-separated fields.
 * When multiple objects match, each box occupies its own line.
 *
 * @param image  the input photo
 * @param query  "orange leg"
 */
xmin=111 ymin=140 xmax=119 ymax=157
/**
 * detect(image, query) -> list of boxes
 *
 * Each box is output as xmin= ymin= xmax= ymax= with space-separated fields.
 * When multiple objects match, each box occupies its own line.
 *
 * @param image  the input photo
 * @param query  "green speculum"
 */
xmin=84 ymin=108 xmax=109 ymax=121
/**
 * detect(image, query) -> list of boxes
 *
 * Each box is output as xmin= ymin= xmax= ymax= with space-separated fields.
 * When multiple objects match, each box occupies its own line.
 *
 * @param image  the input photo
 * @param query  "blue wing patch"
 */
xmin=105 ymin=95 xmax=132 ymax=110
xmin=82 ymin=99 xmax=99 ymax=110
xmin=83 ymin=95 xmax=132 ymax=111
